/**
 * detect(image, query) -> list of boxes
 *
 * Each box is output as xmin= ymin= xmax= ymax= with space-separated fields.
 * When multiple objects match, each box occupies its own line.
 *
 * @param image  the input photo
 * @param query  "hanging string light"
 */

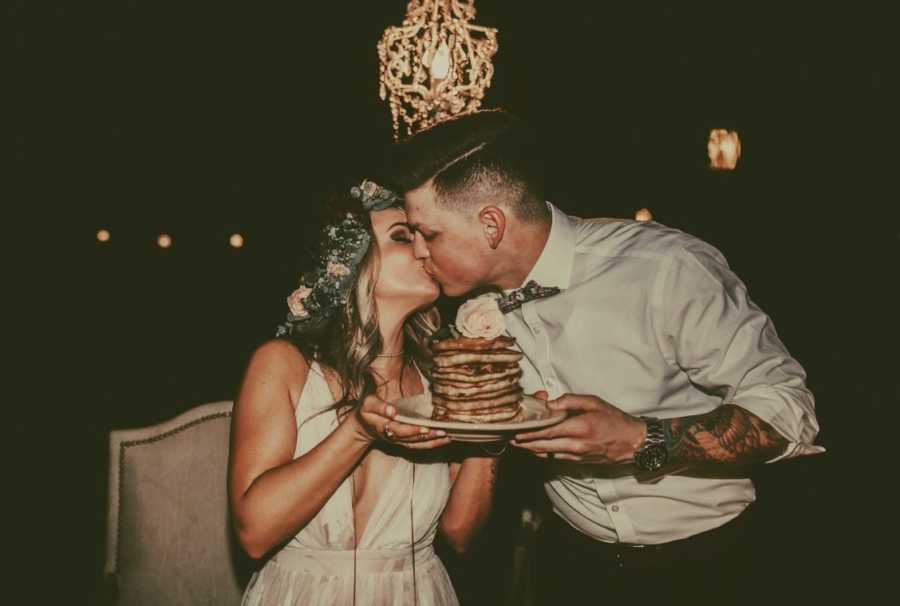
xmin=708 ymin=129 xmax=742 ymax=170
xmin=634 ymin=208 xmax=653 ymax=222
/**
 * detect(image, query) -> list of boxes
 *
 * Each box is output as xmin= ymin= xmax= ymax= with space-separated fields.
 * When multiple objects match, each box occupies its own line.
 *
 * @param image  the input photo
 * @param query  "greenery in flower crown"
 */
xmin=275 ymin=180 xmax=401 ymax=338
xmin=276 ymin=212 xmax=372 ymax=337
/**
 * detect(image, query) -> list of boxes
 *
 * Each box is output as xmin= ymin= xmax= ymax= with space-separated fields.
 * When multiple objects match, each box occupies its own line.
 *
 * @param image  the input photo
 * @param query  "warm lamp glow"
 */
xmin=230 ymin=233 xmax=244 ymax=248
xmin=157 ymin=234 xmax=172 ymax=248
xmin=378 ymin=1 xmax=498 ymax=140
xmin=708 ymin=129 xmax=741 ymax=170
xmin=635 ymin=208 xmax=653 ymax=222
xmin=430 ymin=41 xmax=452 ymax=80
xmin=97 ymin=229 xmax=111 ymax=242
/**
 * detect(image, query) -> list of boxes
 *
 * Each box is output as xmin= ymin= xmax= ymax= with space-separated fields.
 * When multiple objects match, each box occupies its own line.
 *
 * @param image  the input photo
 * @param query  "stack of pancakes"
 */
xmin=430 ymin=335 xmax=524 ymax=423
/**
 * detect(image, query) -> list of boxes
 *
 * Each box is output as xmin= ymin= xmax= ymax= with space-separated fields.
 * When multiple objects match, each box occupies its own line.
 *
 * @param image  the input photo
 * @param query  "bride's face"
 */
xmin=369 ymin=207 xmax=440 ymax=312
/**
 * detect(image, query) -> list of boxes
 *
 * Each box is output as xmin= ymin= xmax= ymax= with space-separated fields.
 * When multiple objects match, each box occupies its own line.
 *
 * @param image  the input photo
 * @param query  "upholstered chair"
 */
xmin=104 ymin=401 xmax=252 ymax=605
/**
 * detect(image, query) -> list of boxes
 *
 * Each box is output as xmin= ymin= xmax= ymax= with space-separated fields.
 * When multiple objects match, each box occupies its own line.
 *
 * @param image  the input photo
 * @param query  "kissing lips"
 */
xmin=422 ymin=267 xmax=441 ymax=288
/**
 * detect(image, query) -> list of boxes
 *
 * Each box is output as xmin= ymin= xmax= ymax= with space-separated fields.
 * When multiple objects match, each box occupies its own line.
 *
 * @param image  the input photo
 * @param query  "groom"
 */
xmin=387 ymin=110 xmax=823 ymax=602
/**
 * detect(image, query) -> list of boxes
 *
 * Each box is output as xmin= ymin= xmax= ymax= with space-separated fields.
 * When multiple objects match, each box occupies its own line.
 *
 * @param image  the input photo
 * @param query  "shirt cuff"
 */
xmin=732 ymin=392 xmax=826 ymax=463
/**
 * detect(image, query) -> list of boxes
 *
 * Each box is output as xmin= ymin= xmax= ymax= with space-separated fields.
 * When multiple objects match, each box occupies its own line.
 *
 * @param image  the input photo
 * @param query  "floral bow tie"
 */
xmin=497 ymin=280 xmax=561 ymax=313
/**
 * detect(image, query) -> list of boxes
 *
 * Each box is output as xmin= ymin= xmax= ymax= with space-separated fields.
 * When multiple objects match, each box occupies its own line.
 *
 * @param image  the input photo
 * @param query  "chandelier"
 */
xmin=378 ymin=0 xmax=499 ymax=140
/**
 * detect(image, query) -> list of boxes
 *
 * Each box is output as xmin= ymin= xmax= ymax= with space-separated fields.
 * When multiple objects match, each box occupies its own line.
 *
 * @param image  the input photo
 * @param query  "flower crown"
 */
xmin=276 ymin=180 xmax=401 ymax=338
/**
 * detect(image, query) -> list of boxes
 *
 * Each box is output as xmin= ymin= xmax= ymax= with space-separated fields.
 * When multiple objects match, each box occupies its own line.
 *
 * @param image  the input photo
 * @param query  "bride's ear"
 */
xmin=478 ymin=206 xmax=506 ymax=250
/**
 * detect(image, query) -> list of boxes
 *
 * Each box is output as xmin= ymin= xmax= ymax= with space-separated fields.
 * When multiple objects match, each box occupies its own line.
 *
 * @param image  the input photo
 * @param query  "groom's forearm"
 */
xmin=661 ymin=404 xmax=788 ymax=471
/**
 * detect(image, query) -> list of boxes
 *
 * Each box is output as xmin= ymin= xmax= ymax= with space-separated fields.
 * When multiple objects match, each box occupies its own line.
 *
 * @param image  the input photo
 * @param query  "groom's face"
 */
xmin=404 ymin=183 xmax=493 ymax=297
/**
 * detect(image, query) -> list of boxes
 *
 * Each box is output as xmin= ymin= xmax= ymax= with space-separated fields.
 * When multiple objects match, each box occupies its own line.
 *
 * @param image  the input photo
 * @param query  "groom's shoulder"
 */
xmin=572 ymin=216 xmax=705 ymax=261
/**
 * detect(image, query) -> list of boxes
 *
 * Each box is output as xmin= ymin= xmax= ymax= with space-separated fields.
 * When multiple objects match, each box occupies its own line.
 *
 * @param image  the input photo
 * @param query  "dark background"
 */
xmin=12 ymin=1 xmax=897 ymax=603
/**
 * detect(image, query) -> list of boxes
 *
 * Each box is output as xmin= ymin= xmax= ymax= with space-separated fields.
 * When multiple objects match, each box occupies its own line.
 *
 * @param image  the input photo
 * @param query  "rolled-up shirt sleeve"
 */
xmin=659 ymin=240 xmax=825 ymax=461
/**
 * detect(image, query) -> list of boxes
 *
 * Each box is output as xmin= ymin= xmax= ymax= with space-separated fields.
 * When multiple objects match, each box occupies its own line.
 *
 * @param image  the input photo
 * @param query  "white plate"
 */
xmin=392 ymin=394 xmax=565 ymax=442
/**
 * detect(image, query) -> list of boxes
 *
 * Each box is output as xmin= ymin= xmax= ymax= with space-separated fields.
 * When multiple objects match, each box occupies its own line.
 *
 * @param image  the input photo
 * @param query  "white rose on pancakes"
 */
xmin=455 ymin=293 xmax=505 ymax=339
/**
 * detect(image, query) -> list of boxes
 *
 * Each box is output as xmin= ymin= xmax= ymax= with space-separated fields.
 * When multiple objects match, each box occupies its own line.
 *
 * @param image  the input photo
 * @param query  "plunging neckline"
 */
xmin=248 ymin=361 xmax=457 ymax=605
xmin=319 ymin=361 xmax=428 ymax=546
xmin=350 ymin=449 xmax=412 ymax=547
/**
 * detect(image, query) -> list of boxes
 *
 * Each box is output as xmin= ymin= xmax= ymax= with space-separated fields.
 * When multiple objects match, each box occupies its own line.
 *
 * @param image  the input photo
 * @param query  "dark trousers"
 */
xmin=535 ymin=507 xmax=761 ymax=605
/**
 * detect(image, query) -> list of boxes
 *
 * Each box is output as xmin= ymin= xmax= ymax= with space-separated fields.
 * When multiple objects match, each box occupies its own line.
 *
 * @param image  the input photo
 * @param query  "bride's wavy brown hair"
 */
xmin=286 ymin=194 xmax=440 ymax=408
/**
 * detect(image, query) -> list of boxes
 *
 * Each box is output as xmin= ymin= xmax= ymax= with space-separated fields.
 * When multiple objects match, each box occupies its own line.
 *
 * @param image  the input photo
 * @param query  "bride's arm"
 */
xmin=439 ymin=455 xmax=498 ymax=554
xmin=228 ymin=339 xmax=399 ymax=559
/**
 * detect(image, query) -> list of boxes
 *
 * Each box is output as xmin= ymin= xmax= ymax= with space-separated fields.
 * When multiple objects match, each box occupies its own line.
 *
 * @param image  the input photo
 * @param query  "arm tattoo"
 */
xmin=663 ymin=405 xmax=788 ymax=467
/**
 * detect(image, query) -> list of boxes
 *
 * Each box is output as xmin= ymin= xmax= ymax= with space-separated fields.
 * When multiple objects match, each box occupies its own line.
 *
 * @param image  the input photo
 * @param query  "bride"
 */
xmin=229 ymin=179 xmax=496 ymax=605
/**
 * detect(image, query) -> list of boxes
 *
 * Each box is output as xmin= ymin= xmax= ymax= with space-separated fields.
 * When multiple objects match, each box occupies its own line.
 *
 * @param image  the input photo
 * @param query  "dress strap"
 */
xmin=295 ymin=361 xmax=337 ymax=414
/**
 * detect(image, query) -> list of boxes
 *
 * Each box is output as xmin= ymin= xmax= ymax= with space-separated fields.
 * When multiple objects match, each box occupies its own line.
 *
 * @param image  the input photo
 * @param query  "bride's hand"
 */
xmin=352 ymin=394 xmax=452 ymax=449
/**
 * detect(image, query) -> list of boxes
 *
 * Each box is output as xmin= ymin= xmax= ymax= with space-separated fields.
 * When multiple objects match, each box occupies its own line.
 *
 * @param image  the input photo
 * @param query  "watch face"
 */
xmin=637 ymin=444 xmax=668 ymax=472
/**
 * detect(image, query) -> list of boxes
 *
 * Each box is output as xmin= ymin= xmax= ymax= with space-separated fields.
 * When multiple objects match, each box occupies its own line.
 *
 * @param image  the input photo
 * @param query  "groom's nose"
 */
xmin=413 ymin=232 xmax=430 ymax=259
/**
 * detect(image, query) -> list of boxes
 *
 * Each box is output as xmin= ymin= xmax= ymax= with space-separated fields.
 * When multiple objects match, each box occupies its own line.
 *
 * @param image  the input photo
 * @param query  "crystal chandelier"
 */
xmin=378 ymin=1 xmax=499 ymax=140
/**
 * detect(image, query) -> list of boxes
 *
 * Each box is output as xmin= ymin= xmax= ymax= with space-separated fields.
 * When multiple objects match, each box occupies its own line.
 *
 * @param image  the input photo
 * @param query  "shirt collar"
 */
xmin=514 ymin=202 xmax=576 ymax=291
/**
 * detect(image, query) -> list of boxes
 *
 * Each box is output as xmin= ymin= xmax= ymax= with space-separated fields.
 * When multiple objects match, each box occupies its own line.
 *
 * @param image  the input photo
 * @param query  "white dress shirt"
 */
xmin=505 ymin=203 xmax=824 ymax=545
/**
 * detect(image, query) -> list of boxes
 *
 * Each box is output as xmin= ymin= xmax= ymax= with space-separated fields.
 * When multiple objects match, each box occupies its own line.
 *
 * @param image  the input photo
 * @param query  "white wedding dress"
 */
xmin=241 ymin=362 xmax=459 ymax=606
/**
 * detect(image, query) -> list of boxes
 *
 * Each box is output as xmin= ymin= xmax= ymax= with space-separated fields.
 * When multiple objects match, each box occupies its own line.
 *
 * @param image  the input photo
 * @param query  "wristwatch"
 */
xmin=634 ymin=416 xmax=668 ymax=472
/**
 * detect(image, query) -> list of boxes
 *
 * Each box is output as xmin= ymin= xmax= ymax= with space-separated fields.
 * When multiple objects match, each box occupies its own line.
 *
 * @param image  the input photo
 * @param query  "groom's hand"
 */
xmin=511 ymin=393 xmax=646 ymax=464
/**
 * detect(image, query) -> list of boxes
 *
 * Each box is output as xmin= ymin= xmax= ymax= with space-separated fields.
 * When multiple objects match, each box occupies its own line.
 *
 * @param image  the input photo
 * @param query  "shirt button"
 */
xmin=534 ymin=326 xmax=542 ymax=334
xmin=611 ymin=505 xmax=620 ymax=512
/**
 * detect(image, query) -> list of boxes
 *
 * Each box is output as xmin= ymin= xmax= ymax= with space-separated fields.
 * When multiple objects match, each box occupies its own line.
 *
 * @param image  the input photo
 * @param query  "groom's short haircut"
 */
xmin=389 ymin=110 xmax=549 ymax=223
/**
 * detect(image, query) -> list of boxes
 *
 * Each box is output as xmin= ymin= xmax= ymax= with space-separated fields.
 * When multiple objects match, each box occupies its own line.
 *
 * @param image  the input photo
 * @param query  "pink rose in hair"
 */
xmin=456 ymin=294 xmax=505 ymax=339
xmin=287 ymin=286 xmax=312 ymax=317
xmin=327 ymin=261 xmax=351 ymax=278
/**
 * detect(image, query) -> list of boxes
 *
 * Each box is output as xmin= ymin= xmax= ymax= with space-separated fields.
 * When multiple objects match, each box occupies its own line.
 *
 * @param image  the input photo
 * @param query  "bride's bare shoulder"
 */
xmin=241 ymin=339 xmax=311 ymax=405
xmin=242 ymin=340 xmax=345 ymax=407
xmin=248 ymin=338 xmax=308 ymax=373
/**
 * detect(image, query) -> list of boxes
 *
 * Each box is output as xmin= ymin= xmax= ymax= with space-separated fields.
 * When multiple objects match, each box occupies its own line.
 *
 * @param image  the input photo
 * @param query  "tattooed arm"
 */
xmin=663 ymin=404 xmax=788 ymax=469
xmin=512 ymin=394 xmax=788 ymax=476
xmin=658 ymin=244 xmax=821 ymax=467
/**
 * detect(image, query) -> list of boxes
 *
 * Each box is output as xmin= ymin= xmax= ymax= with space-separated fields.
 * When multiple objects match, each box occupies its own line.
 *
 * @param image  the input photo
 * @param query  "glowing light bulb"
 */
xmin=430 ymin=41 xmax=451 ymax=80
xmin=230 ymin=233 xmax=244 ymax=248
xmin=158 ymin=234 xmax=172 ymax=248
xmin=635 ymin=208 xmax=653 ymax=222
xmin=708 ymin=129 xmax=741 ymax=170
xmin=97 ymin=229 xmax=111 ymax=242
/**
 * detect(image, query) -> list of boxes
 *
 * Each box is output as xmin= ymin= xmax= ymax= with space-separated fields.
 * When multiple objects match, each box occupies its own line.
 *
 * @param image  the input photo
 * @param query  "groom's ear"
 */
xmin=478 ymin=206 xmax=507 ymax=250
